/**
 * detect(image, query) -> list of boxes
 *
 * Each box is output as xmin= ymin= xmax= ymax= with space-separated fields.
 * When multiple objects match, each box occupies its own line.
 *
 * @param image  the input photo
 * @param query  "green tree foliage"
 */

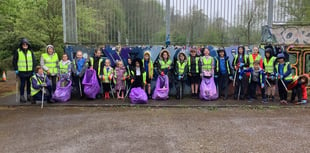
xmin=280 ymin=0 xmax=310 ymax=24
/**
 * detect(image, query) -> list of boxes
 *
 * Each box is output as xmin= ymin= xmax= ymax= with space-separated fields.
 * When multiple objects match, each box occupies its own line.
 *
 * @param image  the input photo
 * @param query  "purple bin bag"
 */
xmin=82 ymin=69 xmax=100 ymax=99
xmin=52 ymin=79 xmax=72 ymax=102
xmin=152 ymin=75 xmax=169 ymax=100
xmin=199 ymin=76 xmax=218 ymax=101
xmin=129 ymin=87 xmax=148 ymax=104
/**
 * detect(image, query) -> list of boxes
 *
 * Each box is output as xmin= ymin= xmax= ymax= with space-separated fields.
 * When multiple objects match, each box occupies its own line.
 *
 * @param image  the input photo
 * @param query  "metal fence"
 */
xmin=62 ymin=0 xmax=307 ymax=46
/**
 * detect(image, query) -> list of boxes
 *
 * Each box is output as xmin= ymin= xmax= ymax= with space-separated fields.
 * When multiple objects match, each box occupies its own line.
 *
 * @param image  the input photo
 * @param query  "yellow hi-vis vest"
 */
xmin=102 ymin=66 xmax=113 ymax=83
xmin=142 ymin=59 xmax=154 ymax=78
xmin=90 ymin=57 xmax=103 ymax=75
xmin=188 ymin=57 xmax=199 ymax=73
xmin=275 ymin=62 xmax=293 ymax=81
xmin=177 ymin=61 xmax=186 ymax=74
xmin=159 ymin=59 xmax=172 ymax=69
xmin=249 ymin=54 xmax=262 ymax=68
xmin=201 ymin=56 xmax=213 ymax=71
xmin=17 ymin=49 xmax=33 ymax=72
xmin=30 ymin=74 xmax=46 ymax=96
xmin=42 ymin=53 xmax=59 ymax=75
xmin=59 ymin=61 xmax=70 ymax=74
xmin=263 ymin=57 xmax=276 ymax=73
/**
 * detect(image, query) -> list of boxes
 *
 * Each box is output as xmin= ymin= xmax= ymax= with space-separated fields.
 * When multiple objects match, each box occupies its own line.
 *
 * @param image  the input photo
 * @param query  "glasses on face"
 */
xmin=22 ymin=43 xmax=28 ymax=46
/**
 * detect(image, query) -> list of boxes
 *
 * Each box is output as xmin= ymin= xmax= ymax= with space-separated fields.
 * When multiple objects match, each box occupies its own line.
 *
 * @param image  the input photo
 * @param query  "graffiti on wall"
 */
xmin=261 ymin=25 xmax=310 ymax=45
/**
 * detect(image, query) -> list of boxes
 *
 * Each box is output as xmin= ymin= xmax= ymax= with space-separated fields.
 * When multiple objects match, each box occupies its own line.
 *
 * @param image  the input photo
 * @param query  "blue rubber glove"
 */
xmin=214 ymin=75 xmax=218 ymax=78
xmin=280 ymin=75 xmax=283 ymax=79
xmin=275 ymin=73 xmax=278 ymax=78
xmin=301 ymin=100 xmax=307 ymax=104
xmin=261 ymin=83 xmax=265 ymax=88
xmin=15 ymin=70 xmax=19 ymax=74
xmin=178 ymin=75 xmax=182 ymax=80
xmin=76 ymin=72 xmax=80 ymax=76
xmin=238 ymin=75 xmax=243 ymax=80
xmin=239 ymin=63 xmax=244 ymax=67
xmin=229 ymin=76 xmax=233 ymax=80
xmin=270 ymin=76 xmax=274 ymax=80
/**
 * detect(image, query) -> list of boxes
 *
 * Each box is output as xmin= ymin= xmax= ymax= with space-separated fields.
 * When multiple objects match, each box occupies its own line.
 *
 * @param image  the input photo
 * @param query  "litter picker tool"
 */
xmin=265 ymin=78 xmax=271 ymax=87
xmin=78 ymin=78 xmax=82 ymax=97
xmin=41 ymin=86 xmax=45 ymax=109
xmin=16 ymin=74 xmax=19 ymax=103
xmin=280 ymin=79 xmax=288 ymax=91
xmin=109 ymin=80 xmax=115 ymax=99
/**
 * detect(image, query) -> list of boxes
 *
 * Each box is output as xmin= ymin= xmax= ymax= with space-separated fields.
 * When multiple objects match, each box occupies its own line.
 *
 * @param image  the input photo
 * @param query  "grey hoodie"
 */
xmin=40 ymin=45 xmax=59 ymax=76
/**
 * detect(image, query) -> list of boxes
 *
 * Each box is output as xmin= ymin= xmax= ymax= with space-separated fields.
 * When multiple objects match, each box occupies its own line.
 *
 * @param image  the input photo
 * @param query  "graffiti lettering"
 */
xmin=261 ymin=25 xmax=310 ymax=44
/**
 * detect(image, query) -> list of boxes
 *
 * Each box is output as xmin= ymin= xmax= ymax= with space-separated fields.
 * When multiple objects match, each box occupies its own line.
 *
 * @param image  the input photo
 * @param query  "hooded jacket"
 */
xmin=142 ymin=51 xmax=154 ymax=79
xmin=232 ymin=46 xmax=249 ymax=71
xmin=40 ymin=45 xmax=59 ymax=76
xmin=131 ymin=58 xmax=146 ymax=87
xmin=156 ymin=49 xmax=173 ymax=75
xmin=215 ymin=48 xmax=232 ymax=76
xmin=174 ymin=51 xmax=188 ymax=80
xmin=12 ymin=38 xmax=36 ymax=77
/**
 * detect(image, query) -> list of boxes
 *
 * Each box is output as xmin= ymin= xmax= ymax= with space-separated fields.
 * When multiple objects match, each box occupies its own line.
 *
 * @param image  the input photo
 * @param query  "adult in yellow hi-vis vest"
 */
xmin=12 ymin=38 xmax=36 ymax=103
xmin=40 ymin=45 xmax=59 ymax=92
xmin=30 ymin=66 xmax=53 ymax=104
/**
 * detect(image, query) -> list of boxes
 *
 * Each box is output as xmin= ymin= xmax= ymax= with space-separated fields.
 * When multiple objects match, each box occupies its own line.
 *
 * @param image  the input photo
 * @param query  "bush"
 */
xmin=0 ymin=56 xmax=13 ymax=71
xmin=0 ymin=51 xmax=13 ymax=60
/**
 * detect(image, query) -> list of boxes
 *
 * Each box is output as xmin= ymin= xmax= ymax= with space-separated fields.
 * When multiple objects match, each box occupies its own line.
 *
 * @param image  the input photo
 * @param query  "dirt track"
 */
xmin=0 ymin=107 xmax=309 ymax=153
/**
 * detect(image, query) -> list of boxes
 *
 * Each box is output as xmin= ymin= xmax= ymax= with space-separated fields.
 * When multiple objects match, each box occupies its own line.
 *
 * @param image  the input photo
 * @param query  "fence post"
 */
xmin=166 ymin=0 xmax=171 ymax=45
xmin=62 ymin=0 xmax=78 ymax=44
xmin=267 ymin=0 xmax=274 ymax=27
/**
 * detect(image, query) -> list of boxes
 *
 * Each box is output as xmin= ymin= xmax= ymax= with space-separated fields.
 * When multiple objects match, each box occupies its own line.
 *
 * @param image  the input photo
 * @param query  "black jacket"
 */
xmin=12 ymin=39 xmax=36 ymax=77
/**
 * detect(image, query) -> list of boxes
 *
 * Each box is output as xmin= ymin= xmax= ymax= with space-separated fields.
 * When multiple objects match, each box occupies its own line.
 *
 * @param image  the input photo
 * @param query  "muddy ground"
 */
xmin=0 ymin=71 xmax=16 ymax=97
xmin=0 ymin=107 xmax=309 ymax=153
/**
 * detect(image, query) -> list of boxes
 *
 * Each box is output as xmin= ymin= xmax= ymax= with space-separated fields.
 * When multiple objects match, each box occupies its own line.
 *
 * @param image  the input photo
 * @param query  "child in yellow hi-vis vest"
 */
xmin=99 ymin=59 xmax=114 ymax=99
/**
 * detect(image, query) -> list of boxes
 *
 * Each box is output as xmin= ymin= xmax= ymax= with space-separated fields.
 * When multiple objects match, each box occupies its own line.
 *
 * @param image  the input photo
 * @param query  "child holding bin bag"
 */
xmin=199 ymin=47 xmax=218 ymax=101
xmin=152 ymin=49 xmax=172 ymax=100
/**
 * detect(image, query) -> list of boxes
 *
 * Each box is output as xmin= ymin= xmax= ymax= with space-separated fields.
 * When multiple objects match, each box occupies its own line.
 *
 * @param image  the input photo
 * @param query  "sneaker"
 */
xmin=296 ymin=100 xmax=307 ymax=105
xmin=281 ymin=100 xmax=288 ymax=104
xmin=20 ymin=96 xmax=26 ymax=103
xmin=248 ymin=98 xmax=254 ymax=102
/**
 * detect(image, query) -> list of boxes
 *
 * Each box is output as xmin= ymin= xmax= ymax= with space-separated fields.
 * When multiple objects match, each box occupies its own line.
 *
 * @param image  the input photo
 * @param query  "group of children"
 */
xmin=17 ymin=41 xmax=308 ymax=104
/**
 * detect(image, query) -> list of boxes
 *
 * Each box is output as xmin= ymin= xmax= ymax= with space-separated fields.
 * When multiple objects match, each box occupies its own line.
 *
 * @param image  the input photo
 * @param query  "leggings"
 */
xmin=19 ymin=76 xmax=31 ymax=96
